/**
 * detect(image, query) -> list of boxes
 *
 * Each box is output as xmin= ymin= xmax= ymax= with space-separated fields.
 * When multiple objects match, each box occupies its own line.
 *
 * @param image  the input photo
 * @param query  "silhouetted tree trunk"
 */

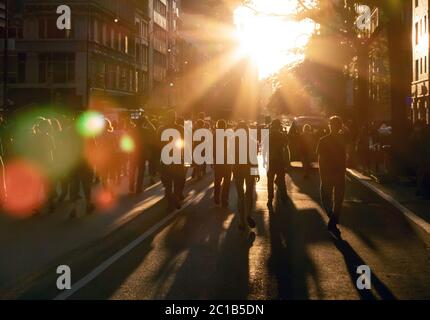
xmin=383 ymin=0 xmax=412 ymax=173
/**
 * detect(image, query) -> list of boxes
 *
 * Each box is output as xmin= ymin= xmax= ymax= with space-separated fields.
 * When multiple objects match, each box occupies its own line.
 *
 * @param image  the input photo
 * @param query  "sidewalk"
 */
xmin=347 ymin=169 xmax=430 ymax=235
xmin=0 ymin=176 xmax=168 ymax=292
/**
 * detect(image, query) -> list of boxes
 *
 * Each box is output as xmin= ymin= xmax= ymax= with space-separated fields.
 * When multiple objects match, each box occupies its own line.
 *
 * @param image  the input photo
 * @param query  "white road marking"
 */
xmin=54 ymin=187 xmax=209 ymax=300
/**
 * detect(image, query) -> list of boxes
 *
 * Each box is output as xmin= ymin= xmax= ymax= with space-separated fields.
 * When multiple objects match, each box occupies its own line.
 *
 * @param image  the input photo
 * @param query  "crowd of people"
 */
xmin=0 ymin=109 xmax=368 ymax=240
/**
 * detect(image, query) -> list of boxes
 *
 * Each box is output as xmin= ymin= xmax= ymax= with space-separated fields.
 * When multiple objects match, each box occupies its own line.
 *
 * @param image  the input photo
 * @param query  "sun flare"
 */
xmin=234 ymin=0 xmax=316 ymax=79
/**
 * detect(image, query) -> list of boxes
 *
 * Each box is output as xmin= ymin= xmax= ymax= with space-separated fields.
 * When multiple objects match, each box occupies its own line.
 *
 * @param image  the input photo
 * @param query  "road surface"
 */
xmin=8 ymin=165 xmax=430 ymax=300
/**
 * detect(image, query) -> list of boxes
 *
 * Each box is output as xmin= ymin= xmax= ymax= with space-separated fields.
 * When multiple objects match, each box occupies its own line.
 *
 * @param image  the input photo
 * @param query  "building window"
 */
xmin=107 ymin=63 xmax=116 ymax=89
xmin=92 ymin=61 xmax=106 ymax=89
xmin=116 ymin=65 xmax=120 ymax=88
xmin=136 ymin=45 xmax=141 ymax=63
xmin=0 ymin=53 xmax=26 ymax=83
xmin=38 ymin=18 xmax=73 ymax=39
xmin=125 ymin=36 xmax=128 ymax=54
xmin=102 ymin=24 xmax=107 ymax=46
xmin=129 ymin=69 xmax=134 ymax=91
xmin=7 ymin=25 xmax=23 ymax=39
xmin=142 ymin=22 xmax=148 ymax=40
xmin=92 ymin=19 xmax=102 ymax=44
xmin=39 ymin=53 xmax=75 ymax=83
xmin=415 ymin=0 xmax=419 ymax=8
xmin=110 ymin=28 xmax=115 ymax=49
xmin=154 ymin=51 xmax=166 ymax=67
xmin=93 ymin=19 xmax=99 ymax=42
xmin=135 ymin=71 xmax=139 ymax=93
xmin=142 ymin=73 xmax=148 ymax=92
xmin=155 ymin=0 xmax=167 ymax=17
xmin=120 ymin=68 xmax=127 ymax=90
xmin=135 ymin=21 xmax=141 ymax=37
xmin=143 ymin=46 xmax=148 ymax=66
xmin=416 ymin=22 xmax=419 ymax=44
xmin=416 ymin=59 xmax=419 ymax=81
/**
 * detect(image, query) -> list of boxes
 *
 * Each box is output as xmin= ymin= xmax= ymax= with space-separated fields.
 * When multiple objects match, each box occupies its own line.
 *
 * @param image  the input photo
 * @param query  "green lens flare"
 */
xmin=120 ymin=135 xmax=135 ymax=153
xmin=76 ymin=111 xmax=105 ymax=137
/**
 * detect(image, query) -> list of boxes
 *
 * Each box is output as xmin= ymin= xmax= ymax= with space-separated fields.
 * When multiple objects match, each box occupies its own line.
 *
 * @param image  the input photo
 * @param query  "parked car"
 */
xmin=288 ymin=116 xmax=329 ymax=161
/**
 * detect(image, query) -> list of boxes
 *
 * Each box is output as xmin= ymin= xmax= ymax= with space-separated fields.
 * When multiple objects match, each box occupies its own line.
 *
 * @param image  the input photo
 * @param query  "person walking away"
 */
xmin=192 ymin=119 xmax=206 ymax=180
xmin=317 ymin=116 xmax=347 ymax=239
xmin=213 ymin=119 xmax=232 ymax=207
xmin=135 ymin=116 xmax=156 ymax=194
xmin=32 ymin=118 xmax=56 ymax=214
xmin=148 ymin=117 xmax=160 ymax=185
xmin=300 ymin=124 xmax=314 ymax=179
xmin=127 ymin=120 xmax=140 ymax=194
xmin=266 ymin=119 xmax=288 ymax=209
xmin=70 ymin=115 xmax=95 ymax=218
xmin=56 ymin=116 xmax=75 ymax=201
xmin=110 ymin=120 xmax=122 ymax=186
xmin=233 ymin=121 xmax=259 ymax=235
xmin=158 ymin=111 xmax=186 ymax=211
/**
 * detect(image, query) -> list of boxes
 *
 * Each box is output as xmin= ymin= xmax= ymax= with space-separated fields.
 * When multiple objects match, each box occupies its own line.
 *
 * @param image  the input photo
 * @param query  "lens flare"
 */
xmin=120 ymin=135 xmax=135 ymax=153
xmin=93 ymin=187 xmax=117 ymax=211
xmin=77 ymin=111 xmax=106 ymax=137
xmin=1 ymin=160 xmax=48 ymax=218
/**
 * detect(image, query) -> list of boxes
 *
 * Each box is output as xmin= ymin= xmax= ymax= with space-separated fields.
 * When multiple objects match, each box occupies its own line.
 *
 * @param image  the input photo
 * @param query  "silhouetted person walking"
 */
xmin=134 ymin=116 xmax=156 ymax=194
xmin=317 ymin=116 xmax=347 ymax=239
xmin=266 ymin=119 xmax=288 ymax=208
xmin=233 ymin=121 xmax=259 ymax=234
xmin=300 ymin=124 xmax=314 ymax=179
xmin=69 ymin=116 xmax=95 ymax=218
xmin=213 ymin=119 xmax=232 ymax=207
xmin=158 ymin=111 xmax=186 ymax=211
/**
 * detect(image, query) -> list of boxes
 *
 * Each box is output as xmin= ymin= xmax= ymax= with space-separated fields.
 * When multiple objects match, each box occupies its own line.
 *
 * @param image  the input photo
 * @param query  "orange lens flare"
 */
xmin=93 ymin=187 xmax=117 ymax=211
xmin=1 ymin=160 xmax=48 ymax=218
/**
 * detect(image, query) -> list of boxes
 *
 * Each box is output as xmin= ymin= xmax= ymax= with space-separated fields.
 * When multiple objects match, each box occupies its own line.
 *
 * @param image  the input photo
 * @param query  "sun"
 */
xmin=234 ymin=0 xmax=316 ymax=79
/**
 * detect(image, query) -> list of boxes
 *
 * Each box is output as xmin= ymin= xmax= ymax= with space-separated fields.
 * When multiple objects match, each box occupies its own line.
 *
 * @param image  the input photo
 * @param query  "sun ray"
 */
xmin=178 ymin=47 xmax=244 ymax=114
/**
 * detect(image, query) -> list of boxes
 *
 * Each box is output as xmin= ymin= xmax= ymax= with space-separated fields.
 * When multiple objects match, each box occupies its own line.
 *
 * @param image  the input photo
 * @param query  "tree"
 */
xmin=267 ymin=65 xmax=313 ymax=116
xmin=244 ymin=0 xmax=411 ymax=172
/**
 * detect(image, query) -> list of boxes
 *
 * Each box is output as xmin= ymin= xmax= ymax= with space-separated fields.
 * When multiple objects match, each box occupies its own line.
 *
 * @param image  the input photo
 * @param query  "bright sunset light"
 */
xmin=234 ymin=0 xmax=316 ymax=79
xmin=3 ymin=0 xmax=427 ymax=305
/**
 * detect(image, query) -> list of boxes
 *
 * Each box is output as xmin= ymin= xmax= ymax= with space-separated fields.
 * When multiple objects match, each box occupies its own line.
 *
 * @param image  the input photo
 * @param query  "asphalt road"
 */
xmin=14 ymin=165 xmax=430 ymax=300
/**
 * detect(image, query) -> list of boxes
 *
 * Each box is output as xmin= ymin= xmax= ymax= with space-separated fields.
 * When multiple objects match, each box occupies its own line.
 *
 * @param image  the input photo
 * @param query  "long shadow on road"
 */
xmin=287 ymin=165 xmax=398 ymax=300
xmin=162 ymin=187 xmax=254 ymax=299
xmin=333 ymin=239 xmax=396 ymax=300
xmin=267 ymin=192 xmax=322 ymax=300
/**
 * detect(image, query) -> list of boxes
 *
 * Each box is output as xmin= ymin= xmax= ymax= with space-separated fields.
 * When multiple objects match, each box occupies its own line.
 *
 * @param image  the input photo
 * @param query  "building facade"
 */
xmin=412 ymin=0 xmax=429 ymax=124
xmin=0 ymin=0 xmax=181 ymax=113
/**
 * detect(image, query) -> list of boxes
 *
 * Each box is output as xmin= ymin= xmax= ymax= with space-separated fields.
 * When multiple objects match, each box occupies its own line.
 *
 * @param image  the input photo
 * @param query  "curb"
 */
xmin=346 ymin=169 xmax=430 ymax=235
